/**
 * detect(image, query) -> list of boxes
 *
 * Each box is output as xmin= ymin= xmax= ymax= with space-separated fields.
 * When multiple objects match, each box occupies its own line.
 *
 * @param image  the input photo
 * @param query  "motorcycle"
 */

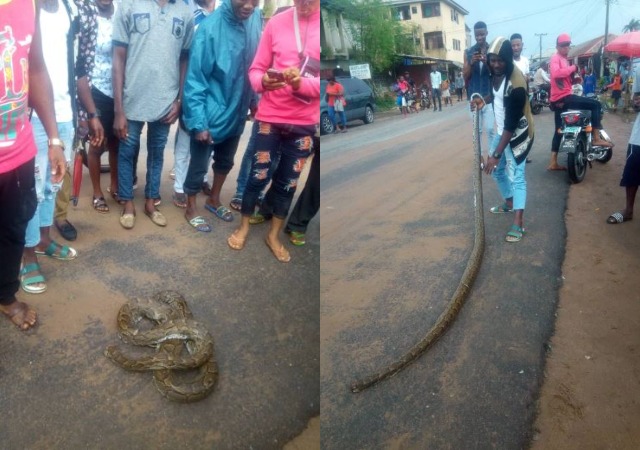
xmin=419 ymin=87 xmax=431 ymax=110
xmin=559 ymin=109 xmax=613 ymax=183
xmin=530 ymin=85 xmax=550 ymax=115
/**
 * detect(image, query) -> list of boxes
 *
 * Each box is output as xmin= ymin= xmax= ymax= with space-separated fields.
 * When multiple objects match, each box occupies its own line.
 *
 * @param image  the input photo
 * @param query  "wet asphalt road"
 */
xmin=321 ymin=104 xmax=570 ymax=449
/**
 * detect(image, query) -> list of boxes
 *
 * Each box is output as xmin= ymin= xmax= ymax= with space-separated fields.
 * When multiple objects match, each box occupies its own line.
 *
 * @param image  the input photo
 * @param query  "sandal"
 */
xmin=20 ymin=263 xmax=46 ymax=294
xmin=288 ymin=231 xmax=306 ymax=246
xmin=92 ymin=196 xmax=109 ymax=213
xmin=229 ymin=197 xmax=242 ymax=211
xmin=204 ymin=203 xmax=234 ymax=222
xmin=249 ymin=212 xmax=272 ymax=225
xmin=107 ymin=187 xmax=125 ymax=205
xmin=173 ymin=192 xmax=187 ymax=209
xmin=607 ymin=212 xmax=632 ymax=224
xmin=505 ymin=224 xmax=525 ymax=243
xmin=34 ymin=241 xmax=78 ymax=260
xmin=227 ymin=231 xmax=246 ymax=250
xmin=265 ymin=238 xmax=291 ymax=263
xmin=186 ymin=215 xmax=211 ymax=232
xmin=1 ymin=300 xmax=37 ymax=330
xmin=490 ymin=203 xmax=513 ymax=214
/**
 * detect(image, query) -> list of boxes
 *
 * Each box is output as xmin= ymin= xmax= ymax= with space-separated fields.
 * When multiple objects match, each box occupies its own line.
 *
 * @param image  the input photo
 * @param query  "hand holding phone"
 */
xmin=267 ymin=68 xmax=285 ymax=82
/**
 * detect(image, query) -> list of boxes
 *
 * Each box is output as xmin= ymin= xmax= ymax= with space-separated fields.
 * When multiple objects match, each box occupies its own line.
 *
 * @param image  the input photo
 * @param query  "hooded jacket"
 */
xmin=182 ymin=0 xmax=261 ymax=141
xmin=487 ymin=37 xmax=535 ymax=164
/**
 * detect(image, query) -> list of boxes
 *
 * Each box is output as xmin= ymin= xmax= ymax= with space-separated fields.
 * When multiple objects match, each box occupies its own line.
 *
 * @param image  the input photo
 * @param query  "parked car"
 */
xmin=320 ymin=77 xmax=376 ymax=135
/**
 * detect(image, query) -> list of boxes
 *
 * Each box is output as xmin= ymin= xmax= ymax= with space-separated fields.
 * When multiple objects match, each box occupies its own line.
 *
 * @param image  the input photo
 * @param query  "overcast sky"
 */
xmin=463 ymin=0 xmax=637 ymax=60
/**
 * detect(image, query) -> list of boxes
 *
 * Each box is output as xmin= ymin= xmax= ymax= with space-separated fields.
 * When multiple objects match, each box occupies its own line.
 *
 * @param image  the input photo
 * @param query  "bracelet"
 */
xmin=48 ymin=138 xmax=65 ymax=150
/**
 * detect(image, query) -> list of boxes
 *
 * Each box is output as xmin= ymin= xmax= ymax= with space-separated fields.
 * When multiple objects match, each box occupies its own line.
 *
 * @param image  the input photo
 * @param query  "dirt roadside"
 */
xmin=532 ymin=111 xmax=640 ymax=448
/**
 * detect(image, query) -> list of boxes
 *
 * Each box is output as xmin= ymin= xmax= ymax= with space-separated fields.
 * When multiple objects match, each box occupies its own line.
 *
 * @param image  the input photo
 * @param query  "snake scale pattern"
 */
xmin=350 ymin=101 xmax=486 ymax=393
xmin=105 ymin=290 xmax=218 ymax=402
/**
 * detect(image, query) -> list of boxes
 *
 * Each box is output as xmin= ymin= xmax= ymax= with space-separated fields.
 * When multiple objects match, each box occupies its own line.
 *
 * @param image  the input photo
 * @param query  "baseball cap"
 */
xmin=557 ymin=33 xmax=571 ymax=45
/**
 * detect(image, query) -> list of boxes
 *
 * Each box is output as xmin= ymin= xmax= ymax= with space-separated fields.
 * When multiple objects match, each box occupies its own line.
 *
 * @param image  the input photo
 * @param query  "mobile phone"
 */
xmin=267 ymin=68 xmax=285 ymax=82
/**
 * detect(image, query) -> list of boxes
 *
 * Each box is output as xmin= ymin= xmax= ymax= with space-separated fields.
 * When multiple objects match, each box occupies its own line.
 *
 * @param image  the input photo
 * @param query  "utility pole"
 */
xmin=535 ymin=33 xmax=547 ymax=62
xmin=601 ymin=0 xmax=611 ymax=77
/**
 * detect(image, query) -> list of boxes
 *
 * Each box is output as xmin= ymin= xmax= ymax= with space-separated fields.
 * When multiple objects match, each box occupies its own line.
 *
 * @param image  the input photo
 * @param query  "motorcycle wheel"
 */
xmin=596 ymin=147 xmax=613 ymax=163
xmin=531 ymin=102 xmax=542 ymax=115
xmin=567 ymin=135 xmax=588 ymax=183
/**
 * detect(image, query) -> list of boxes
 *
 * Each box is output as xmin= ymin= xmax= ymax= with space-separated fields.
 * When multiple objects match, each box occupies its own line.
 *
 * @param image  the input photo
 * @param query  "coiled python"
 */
xmin=105 ymin=291 xmax=218 ymax=402
xmin=351 ymin=98 xmax=486 ymax=393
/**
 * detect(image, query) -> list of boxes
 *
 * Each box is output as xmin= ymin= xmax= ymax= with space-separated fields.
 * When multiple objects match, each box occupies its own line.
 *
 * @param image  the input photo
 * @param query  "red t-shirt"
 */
xmin=0 ymin=0 xmax=37 ymax=173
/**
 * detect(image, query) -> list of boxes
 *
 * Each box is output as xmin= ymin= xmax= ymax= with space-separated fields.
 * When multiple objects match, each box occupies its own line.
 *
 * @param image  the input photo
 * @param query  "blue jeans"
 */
xmin=241 ymin=122 xmax=315 ymax=219
xmin=328 ymin=106 xmax=346 ymax=128
xmin=233 ymin=120 xmax=278 ymax=201
xmin=118 ymin=120 xmax=170 ymax=201
xmin=25 ymin=117 xmax=74 ymax=247
xmin=491 ymin=133 xmax=527 ymax=210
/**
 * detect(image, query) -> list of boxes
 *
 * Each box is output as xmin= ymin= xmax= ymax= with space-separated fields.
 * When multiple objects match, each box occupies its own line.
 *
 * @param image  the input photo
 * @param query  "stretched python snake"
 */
xmin=350 ymin=97 xmax=486 ymax=393
xmin=105 ymin=291 xmax=218 ymax=402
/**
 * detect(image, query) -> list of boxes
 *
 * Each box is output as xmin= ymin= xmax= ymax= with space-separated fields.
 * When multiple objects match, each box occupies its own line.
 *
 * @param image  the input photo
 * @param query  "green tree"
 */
xmin=327 ymin=0 xmax=407 ymax=75
xmin=622 ymin=18 xmax=640 ymax=33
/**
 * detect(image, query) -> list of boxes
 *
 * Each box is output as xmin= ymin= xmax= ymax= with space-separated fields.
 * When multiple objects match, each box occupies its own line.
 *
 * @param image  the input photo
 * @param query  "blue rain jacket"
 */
xmin=183 ymin=0 xmax=261 ymax=141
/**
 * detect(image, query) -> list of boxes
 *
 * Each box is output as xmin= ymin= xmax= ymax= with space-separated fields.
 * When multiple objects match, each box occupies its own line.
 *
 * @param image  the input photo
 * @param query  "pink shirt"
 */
xmin=549 ymin=52 xmax=577 ymax=102
xmin=249 ymin=7 xmax=320 ymax=125
xmin=0 ymin=0 xmax=38 ymax=173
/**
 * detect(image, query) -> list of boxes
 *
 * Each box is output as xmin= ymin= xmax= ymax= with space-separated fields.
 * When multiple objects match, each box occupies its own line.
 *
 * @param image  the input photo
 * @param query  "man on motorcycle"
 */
xmin=533 ymin=62 xmax=551 ymax=92
xmin=547 ymin=33 xmax=612 ymax=171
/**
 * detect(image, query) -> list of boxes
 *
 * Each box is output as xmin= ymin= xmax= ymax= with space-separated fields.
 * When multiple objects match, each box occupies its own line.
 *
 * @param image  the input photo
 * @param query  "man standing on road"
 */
xmin=472 ymin=37 xmax=534 ymax=243
xmin=464 ymin=21 xmax=494 ymax=154
xmin=510 ymin=33 xmax=529 ymax=83
xmin=455 ymin=71 xmax=464 ymax=102
xmin=547 ymin=33 xmax=612 ymax=171
xmin=1 ymin=0 xmax=66 ymax=329
xmin=182 ymin=0 xmax=262 ymax=231
xmin=112 ymin=0 xmax=194 ymax=229
xmin=606 ymin=66 xmax=640 ymax=225
xmin=430 ymin=66 xmax=442 ymax=111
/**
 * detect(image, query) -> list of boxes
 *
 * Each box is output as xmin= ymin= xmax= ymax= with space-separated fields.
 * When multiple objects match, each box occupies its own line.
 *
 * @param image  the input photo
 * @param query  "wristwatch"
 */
xmin=48 ymin=138 xmax=65 ymax=150
xmin=492 ymin=150 xmax=502 ymax=159
xmin=87 ymin=112 xmax=98 ymax=119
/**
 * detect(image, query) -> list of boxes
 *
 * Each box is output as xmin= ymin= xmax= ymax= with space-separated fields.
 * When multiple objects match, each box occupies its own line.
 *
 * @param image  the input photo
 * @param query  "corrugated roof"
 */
xmin=568 ymin=34 xmax=617 ymax=58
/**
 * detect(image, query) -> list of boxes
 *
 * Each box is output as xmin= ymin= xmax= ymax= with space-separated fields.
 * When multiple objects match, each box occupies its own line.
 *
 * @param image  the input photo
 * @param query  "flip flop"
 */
xmin=229 ymin=197 xmax=242 ymax=211
xmin=1 ymin=300 xmax=37 ymax=330
xmin=204 ymin=203 xmax=234 ymax=222
xmin=607 ymin=212 xmax=632 ymax=224
xmin=92 ymin=196 xmax=109 ymax=213
xmin=505 ymin=224 xmax=525 ymax=243
xmin=20 ymin=263 xmax=46 ymax=294
xmin=264 ymin=238 xmax=291 ymax=263
xmin=227 ymin=232 xmax=246 ymax=250
xmin=288 ymin=231 xmax=306 ymax=246
xmin=34 ymin=241 xmax=77 ymax=260
xmin=186 ymin=215 xmax=212 ymax=232
xmin=490 ymin=203 xmax=513 ymax=214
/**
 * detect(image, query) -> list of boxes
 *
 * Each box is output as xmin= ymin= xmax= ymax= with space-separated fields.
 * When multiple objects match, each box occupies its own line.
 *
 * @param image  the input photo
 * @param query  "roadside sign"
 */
xmin=349 ymin=64 xmax=372 ymax=80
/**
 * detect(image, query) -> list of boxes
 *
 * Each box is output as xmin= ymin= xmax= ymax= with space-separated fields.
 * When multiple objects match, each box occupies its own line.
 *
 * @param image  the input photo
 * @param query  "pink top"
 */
xmin=249 ymin=7 xmax=320 ymax=125
xmin=549 ymin=52 xmax=577 ymax=102
xmin=0 ymin=0 xmax=37 ymax=173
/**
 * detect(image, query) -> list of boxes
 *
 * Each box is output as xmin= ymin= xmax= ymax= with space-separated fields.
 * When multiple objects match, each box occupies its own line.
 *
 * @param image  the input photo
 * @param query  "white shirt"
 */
xmin=492 ymin=77 xmax=506 ymax=136
xmin=533 ymin=68 xmax=550 ymax=87
xmin=430 ymin=71 xmax=442 ymax=89
xmin=39 ymin=5 xmax=73 ymax=122
xmin=514 ymin=56 xmax=530 ymax=80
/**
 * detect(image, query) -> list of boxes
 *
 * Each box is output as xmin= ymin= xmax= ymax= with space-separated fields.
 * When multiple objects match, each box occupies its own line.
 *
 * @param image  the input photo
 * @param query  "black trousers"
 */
xmin=552 ymin=94 xmax=603 ymax=152
xmin=286 ymin=138 xmax=320 ymax=233
xmin=0 ymin=158 xmax=37 ymax=305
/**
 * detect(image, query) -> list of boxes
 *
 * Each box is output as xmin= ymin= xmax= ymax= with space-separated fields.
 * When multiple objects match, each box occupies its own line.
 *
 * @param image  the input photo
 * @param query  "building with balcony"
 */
xmin=386 ymin=0 xmax=469 ymax=64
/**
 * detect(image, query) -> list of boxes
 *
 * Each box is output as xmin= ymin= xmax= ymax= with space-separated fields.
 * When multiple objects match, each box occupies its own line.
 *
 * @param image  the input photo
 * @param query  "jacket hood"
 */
xmin=487 ymin=36 xmax=514 ymax=78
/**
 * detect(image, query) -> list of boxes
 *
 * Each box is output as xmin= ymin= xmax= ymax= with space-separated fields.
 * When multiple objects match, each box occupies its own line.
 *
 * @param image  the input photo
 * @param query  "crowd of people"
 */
xmin=0 ymin=0 xmax=320 ymax=330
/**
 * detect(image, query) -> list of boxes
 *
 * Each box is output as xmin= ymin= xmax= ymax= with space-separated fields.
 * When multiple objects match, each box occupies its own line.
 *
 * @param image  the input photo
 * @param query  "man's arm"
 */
xmin=29 ymin=3 xmax=65 ymax=183
xmin=112 ymin=45 xmax=127 ymax=140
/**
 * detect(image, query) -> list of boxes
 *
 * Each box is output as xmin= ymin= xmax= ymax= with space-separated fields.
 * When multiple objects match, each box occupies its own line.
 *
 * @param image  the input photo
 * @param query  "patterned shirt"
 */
xmin=92 ymin=4 xmax=116 ymax=98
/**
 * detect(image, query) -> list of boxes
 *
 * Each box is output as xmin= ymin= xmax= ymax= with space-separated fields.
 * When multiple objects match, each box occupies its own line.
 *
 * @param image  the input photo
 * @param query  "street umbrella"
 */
xmin=70 ymin=137 xmax=85 ymax=207
xmin=604 ymin=31 xmax=640 ymax=58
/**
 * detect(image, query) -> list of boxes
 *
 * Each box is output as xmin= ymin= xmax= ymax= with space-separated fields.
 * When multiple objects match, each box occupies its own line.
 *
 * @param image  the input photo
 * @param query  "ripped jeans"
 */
xmin=24 ymin=117 xmax=74 ymax=248
xmin=240 ymin=122 xmax=315 ymax=219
